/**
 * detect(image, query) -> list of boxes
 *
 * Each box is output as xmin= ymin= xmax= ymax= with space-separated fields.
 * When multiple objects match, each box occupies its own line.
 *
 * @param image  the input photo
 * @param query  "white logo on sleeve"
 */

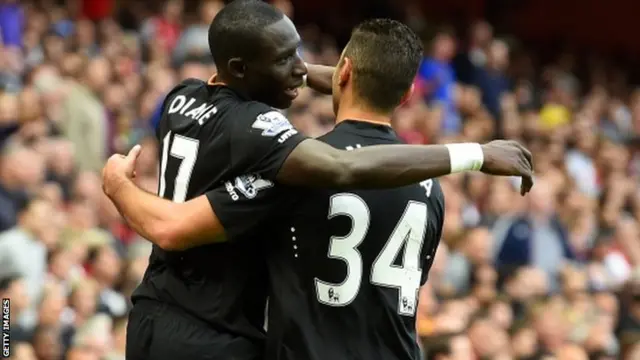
xmin=252 ymin=111 xmax=295 ymax=137
xmin=224 ymin=174 xmax=274 ymax=200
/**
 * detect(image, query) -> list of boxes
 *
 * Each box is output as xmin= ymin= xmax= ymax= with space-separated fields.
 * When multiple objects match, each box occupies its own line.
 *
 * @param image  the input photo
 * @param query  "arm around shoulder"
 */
xmin=104 ymin=178 xmax=226 ymax=251
xmin=276 ymin=139 xmax=453 ymax=189
xmin=152 ymin=196 xmax=227 ymax=251
xmin=305 ymin=64 xmax=334 ymax=95
xmin=277 ymin=139 xmax=533 ymax=191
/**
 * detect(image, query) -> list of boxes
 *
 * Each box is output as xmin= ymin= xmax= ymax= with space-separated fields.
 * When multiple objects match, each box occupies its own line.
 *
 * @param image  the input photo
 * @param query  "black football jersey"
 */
xmin=207 ymin=120 xmax=445 ymax=360
xmin=131 ymin=79 xmax=308 ymax=352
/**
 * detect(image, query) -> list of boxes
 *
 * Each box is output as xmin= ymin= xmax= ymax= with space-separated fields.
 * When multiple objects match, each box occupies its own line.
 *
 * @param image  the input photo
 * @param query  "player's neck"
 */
xmin=208 ymin=73 xmax=249 ymax=97
xmin=335 ymin=100 xmax=392 ymax=127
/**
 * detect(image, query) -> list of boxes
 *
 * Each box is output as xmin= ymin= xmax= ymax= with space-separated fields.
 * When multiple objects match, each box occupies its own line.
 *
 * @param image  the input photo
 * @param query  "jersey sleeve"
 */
xmin=205 ymin=175 xmax=294 ymax=241
xmin=228 ymin=102 xmax=308 ymax=180
xmin=421 ymin=181 xmax=445 ymax=285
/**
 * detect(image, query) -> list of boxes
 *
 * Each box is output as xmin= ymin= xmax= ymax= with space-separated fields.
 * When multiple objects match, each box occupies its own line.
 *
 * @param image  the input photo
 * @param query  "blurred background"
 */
xmin=2 ymin=0 xmax=640 ymax=359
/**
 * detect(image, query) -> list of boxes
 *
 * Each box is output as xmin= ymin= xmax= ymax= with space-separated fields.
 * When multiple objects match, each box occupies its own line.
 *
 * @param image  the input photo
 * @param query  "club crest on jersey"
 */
xmin=224 ymin=174 xmax=274 ymax=200
xmin=252 ymin=111 xmax=293 ymax=137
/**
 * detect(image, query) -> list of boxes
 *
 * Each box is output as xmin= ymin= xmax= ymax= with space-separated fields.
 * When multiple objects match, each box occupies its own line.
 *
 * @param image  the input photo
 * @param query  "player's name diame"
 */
xmin=167 ymin=95 xmax=219 ymax=125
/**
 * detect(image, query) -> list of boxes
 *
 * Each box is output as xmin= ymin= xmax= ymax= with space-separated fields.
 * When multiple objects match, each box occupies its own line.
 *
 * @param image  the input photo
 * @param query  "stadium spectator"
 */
xmin=172 ymin=0 xmax=221 ymax=66
xmin=452 ymin=21 xmax=492 ymax=84
xmin=61 ymin=57 xmax=110 ymax=173
xmin=493 ymin=177 xmax=576 ymax=290
xmin=0 ymin=196 xmax=57 ymax=330
xmin=415 ymin=27 xmax=460 ymax=135
xmin=472 ymin=39 xmax=512 ymax=130
xmin=0 ymin=0 xmax=24 ymax=48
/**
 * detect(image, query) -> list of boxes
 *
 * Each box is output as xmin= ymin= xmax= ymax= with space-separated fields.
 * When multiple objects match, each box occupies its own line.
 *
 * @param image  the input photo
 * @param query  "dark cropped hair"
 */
xmin=342 ymin=19 xmax=424 ymax=113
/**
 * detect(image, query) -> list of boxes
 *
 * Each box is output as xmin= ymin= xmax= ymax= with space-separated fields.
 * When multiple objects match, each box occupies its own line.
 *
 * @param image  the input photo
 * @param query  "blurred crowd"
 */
xmin=1 ymin=0 xmax=640 ymax=359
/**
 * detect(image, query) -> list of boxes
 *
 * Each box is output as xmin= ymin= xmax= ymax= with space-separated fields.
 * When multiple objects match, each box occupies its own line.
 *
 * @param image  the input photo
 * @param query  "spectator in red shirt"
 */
xmin=141 ymin=0 xmax=183 ymax=54
xmin=80 ymin=0 xmax=113 ymax=22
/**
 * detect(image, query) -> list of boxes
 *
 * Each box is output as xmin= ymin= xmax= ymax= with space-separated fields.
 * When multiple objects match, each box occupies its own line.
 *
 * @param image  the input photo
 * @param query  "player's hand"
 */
xmin=102 ymin=145 xmax=142 ymax=197
xmin=480 ymin=140 xmax=534 ymax=196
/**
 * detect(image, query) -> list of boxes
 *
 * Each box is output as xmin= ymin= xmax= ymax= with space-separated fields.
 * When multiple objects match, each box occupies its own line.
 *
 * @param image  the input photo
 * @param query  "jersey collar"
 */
xmin=208 ymin=74 xmax=226 ymax=86
xmin=335 ymin=119 xmax=398 ymax=140
xmin=207 ymin=74 xmax=251 ymax=101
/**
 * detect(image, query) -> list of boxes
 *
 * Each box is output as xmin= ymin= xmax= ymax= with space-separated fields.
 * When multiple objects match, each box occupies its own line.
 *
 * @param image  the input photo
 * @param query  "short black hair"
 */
xmin=343 ymin=19 xmax=423 ymax=113
xmin=208 ymin=0 xmax=284 ymax=68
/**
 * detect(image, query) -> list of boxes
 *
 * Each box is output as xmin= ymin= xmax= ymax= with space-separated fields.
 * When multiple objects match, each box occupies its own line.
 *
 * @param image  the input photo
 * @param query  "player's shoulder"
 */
xmin=162 ymin=78 xmax=210 ymax=119
xmin=161 ymin=79 xmax=218 ymax=132
xmin=228 ymin=101 xmax=295 ymax=137
xmin=317 ymin=128 xmax=343 ymax=143
xmin=166 ymin=78 xmax=208 ymax=99
xmin=230 ymin=100 xmax=282 ymax=121
xmin=421 ymin=177 xmax=444 ymax=214
xmin=318 ymin=120 xmax=403 ymax=150
xmin=316 ymin=126 xmax=359 ymax=149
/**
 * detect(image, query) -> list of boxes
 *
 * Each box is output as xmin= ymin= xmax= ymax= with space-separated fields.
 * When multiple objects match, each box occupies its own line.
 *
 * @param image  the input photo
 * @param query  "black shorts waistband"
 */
xmin=132 ymin=298 xmax=215 ymax=331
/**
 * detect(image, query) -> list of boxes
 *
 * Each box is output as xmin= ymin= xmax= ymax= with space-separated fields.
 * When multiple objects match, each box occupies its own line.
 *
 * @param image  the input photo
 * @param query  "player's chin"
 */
xmin=273 ymin=91 xmax=297 ymax=109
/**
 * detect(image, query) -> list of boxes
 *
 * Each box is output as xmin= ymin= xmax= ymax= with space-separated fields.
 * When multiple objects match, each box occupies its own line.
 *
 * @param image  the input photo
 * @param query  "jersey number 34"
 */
xmin=315 ymin=193 xmax=428 ymax=316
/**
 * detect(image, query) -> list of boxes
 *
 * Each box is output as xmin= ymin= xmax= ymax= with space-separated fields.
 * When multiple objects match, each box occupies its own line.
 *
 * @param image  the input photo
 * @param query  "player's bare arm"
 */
xmin=102 ymin=146 xmax=226 ymax=251
xmin=305 ymin=63 xmax=334 ymax=95
xmin=102 ymin=137 xmax=532 ymax=251
xmin=278 ymin=138 xmax=534 ymax=194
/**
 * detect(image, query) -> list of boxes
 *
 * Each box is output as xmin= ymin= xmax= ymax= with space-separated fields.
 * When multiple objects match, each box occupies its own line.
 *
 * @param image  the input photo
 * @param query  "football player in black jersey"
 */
xmin=130 ymin=18 xmax=457 ymax=360
xmin=102 ymin=1 xmax=533 ymax=360
xmin=201 ymin=19 xmax=447 ymax=360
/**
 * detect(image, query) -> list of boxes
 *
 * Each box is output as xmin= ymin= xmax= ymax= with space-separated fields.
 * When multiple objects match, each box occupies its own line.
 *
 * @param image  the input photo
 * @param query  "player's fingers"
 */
xmin=520 ymin=174 xmax=533 ymax=196
xmin=521 ymin=146 xmax=533 ymax=167
xmin=127 ymin=145 xmax=142 ymax=161
xmin=518 ymin=160 xmax=532 ymax=195
xmin=513 ymin=142 xmax=532 ymax=165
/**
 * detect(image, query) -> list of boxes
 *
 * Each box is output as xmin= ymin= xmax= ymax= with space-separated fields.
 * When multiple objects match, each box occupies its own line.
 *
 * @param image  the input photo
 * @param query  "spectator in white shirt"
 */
xmin=0 ymin=197 xmax=57 ymax=330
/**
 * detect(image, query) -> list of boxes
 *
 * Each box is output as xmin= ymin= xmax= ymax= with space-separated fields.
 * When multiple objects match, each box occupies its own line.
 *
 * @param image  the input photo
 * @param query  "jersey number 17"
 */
xmin=315 ymin=193 xmax=428 ymax=316
xmin=158 ymin=131 xmax=200 ymax=203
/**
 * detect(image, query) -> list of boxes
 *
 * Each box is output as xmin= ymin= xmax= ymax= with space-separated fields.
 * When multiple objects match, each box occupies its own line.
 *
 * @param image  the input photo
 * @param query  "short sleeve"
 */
xmin=205 ymin=174 xmax=294 ymax=241
xmin=228 ymin=102 xmax=308 ymax=180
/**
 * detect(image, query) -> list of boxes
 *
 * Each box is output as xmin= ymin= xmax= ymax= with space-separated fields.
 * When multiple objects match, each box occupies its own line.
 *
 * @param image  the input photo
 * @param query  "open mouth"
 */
xmin=284 ymin=87 xmax=299 ymax=99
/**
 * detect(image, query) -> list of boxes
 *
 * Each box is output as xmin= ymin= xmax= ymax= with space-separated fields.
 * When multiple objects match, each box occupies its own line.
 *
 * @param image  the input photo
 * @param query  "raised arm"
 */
xmin=103 ymin=105 xmax=533 ymax=252
xmin=102 ymin=146 xmax=226 ymax=251
xmin=277 ymin=138 xmax=534 ymax=193
xmin=103 ymin=138 xmax=532 ymax=251
xmin=305 ymin=63 xmax=334 ymax=95
xmin=273 ymin=65 xmax=533 ymax=190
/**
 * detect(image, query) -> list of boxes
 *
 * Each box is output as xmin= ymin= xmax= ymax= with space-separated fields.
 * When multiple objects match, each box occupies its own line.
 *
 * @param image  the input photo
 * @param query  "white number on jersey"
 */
xmin=314 ymin=193 xmax=428 ymax=316
xmin=316 ymin=194 xmax=369 ymax=306
xmin=158 ymin=131 xmax=200 ymax=203
xmin=370 ymin=201 xmax=427 ymax=315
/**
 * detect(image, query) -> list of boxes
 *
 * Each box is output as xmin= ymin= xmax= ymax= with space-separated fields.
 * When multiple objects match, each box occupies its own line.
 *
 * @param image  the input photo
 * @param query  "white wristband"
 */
xmin=445 ymin=143 xmax=484 ymax=173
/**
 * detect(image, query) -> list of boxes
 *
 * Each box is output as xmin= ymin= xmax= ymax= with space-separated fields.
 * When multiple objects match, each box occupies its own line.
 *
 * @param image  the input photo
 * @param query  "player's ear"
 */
xmin=227 ymin=58 xmax=246 ymax=79
xmin=398 ymin=83 xmax=415 ymax=107
xmin=338 ymin=57 xmax=352 ymax=87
